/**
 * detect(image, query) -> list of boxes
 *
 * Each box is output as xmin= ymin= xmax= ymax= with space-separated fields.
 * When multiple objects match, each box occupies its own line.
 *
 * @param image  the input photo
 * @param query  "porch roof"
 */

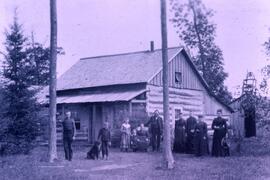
xmin=57 ymin=88 xmax=146 ymax=104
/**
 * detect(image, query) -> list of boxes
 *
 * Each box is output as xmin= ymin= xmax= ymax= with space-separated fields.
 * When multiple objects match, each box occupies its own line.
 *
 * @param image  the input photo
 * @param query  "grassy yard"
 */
xmin=1 ymin=138 xmax=270 ymax=180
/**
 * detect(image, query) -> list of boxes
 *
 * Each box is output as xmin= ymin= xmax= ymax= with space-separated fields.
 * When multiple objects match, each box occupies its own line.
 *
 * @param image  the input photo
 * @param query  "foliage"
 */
xmin=0 ymin=17 xmax=40 ymax=154
xmin=25 ymin=41 xmax=64 ymax=86
xmin=261 ymin=36 xmax=270 ymax=94
xmin=25 ymin=42 xmax=50 ymax=86
xmin=170 ymin=0 xmax=232 ymax=104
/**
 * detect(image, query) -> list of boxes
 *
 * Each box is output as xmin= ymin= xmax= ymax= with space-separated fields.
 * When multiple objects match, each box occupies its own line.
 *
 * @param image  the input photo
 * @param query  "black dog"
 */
xmin=221 ymin=138 xmax=230 ymax=157
xmin=87 ymin=141 xmax=100 ymax=160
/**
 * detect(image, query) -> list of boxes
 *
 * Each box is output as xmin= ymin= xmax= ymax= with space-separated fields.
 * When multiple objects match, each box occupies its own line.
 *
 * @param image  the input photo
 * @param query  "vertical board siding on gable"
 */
xmin=149 ymin=53 xmax=203 ymax=90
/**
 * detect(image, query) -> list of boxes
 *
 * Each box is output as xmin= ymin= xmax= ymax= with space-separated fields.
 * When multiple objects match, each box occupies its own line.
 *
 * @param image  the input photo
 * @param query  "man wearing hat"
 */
xmin=211 ymin=109 xmax=227 ymax=157
xmin=186 ymin=110 xmax=197 ymax=154
xmin=146 ymin=110 xmax=163 ymax=152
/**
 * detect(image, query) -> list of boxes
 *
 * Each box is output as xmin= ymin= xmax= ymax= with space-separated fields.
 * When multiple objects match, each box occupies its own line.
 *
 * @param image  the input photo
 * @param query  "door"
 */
xmin=244 ymin=107 xmax=256 ymax=137
xmin=95 ymin=106 xmax=103 ymax=140
xmin=89 ymin=104 xmax=104 ymax=143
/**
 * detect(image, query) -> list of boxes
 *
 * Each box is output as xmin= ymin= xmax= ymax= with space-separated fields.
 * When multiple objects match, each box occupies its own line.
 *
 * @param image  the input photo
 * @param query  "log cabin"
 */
xmin=44 ymin=46 xmax=233 ymax=146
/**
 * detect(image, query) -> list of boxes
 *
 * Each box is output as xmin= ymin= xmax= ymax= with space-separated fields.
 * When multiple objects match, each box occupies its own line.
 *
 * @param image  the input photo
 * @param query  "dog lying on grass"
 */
xmin=86 ymin=141 xmax=100 ymax=160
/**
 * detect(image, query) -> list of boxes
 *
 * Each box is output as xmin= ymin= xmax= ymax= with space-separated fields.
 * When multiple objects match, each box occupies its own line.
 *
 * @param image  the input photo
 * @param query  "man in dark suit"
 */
xmin=62 ymin=111 xmax=76 ymax=161
xmin=186 ymin=111 xmax=197 ymax=154
xmin=146 ymin=110 xmax=163 ymax=152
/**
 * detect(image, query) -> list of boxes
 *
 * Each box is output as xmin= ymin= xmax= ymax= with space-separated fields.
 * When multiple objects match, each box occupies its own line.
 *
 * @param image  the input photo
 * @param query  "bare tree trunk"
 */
xmin=48 ymin=0 xmax=58 ymax=162
xmin=160 ymin=0 xmax=174 ymax=169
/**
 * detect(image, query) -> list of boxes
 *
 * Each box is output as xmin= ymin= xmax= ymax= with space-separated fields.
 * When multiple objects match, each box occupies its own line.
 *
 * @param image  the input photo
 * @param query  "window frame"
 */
xmin=175 ymin=72 xmax=182 ymax=84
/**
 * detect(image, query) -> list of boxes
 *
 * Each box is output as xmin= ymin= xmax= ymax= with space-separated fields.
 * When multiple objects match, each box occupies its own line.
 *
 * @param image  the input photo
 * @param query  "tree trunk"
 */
xmin=48 ymin=0 xmax=58 ymax=162
xmin=189 ymin=1 xmax=206 ymax=77
xmin=160 ymin=0 xmax=174 ymax=169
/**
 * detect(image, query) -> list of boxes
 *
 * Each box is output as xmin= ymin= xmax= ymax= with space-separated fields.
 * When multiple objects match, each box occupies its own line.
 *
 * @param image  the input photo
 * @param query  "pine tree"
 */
xmin=1 ymin=16 xmax=39 ymax=154
xmin=170 ymin=0 xmax=232 ymax=104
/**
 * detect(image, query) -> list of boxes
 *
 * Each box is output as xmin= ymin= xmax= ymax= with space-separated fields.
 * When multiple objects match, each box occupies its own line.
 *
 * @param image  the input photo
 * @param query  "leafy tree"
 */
xmin=0 ymin=16 xmax=39 ymax=154
xmin=25 ymin=41 xmax=50 ymax=86
xmin=170 ymin=0 xmax=232 ymax=104
xmin=25 ymin=34 xmax=64 ymax=86
xmin=261 ymin=35 xmax=270 ymax=94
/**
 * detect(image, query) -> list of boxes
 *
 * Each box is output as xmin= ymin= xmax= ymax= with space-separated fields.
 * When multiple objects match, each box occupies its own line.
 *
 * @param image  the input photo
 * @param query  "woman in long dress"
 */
xmin=173 ymin=112 xmax=187 ymax=153
xmin=194 ymin=115 xmax=209 ymax=156
xmin=120 ymin=118 xmax=131 ymax=152
xmin=211 ymin=109 xmax=227 ymax=157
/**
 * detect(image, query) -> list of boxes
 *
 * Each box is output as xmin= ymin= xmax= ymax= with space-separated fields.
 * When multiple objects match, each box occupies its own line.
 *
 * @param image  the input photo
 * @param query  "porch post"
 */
xmin=92 ymin=104 xmax=96 ymax=143
xmin=129 ymin=101 xmax=132 ymax=117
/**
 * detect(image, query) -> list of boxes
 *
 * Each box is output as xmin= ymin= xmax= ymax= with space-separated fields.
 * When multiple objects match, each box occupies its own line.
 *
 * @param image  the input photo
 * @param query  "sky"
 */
xmin=0 ymin=0 xmax=270 ymax=96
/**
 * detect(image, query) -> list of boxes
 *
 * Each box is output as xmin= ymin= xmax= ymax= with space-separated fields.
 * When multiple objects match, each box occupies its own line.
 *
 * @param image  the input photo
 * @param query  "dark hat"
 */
xmin=198 ymin=115 xmax=204 ymax=118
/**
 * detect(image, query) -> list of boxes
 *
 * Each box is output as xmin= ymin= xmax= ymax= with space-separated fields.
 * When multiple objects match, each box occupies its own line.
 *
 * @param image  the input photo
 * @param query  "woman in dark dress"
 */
xmin=194 ymin=115 xmax=209 ymax=156
xmin=173 ymin=112 xmax=187 ymax=153
xmin=211 ymin=109 xmax=227 ymax=157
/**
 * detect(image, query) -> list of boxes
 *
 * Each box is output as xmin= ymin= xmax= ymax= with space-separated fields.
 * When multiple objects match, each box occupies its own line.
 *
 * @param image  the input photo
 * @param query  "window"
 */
xmin=175 ymin=72 xmax=182 ymax=84
xmin=72 ymin=111 xmax=81 ymax=130
xmin=175 ymin=109 xmax=182 ymax=119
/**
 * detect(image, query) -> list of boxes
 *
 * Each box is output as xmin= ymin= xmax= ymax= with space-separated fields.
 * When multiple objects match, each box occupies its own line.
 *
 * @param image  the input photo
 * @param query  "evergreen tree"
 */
xmin=170 ymin=0 xmax=232 ymax=104
xmin=1 ymin=16 xmax=39 ymax=154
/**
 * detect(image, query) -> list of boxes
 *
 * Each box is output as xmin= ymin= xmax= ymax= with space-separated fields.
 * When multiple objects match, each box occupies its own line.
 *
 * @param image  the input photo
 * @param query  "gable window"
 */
xmin=175 ymin=72 xmax=182 ymax=84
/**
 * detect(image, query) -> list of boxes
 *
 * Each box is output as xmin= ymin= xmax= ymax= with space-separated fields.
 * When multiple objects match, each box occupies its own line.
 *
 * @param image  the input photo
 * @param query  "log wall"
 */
xmin=147 ymin=50 xmax=232 ymax=132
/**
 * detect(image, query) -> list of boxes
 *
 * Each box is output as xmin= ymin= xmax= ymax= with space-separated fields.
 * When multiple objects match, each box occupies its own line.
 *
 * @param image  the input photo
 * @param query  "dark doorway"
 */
xmin=89 ymin=105 xmax=103 ymax=143
xmin=244 ymin=107 xmax=256 ymax=137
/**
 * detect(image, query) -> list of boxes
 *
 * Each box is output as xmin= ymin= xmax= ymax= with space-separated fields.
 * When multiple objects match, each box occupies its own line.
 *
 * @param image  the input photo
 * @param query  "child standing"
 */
xmin=120 ymin=118 xmax=131 ymax=152
xmin=98 ymin=122 xmax=111 ymax=160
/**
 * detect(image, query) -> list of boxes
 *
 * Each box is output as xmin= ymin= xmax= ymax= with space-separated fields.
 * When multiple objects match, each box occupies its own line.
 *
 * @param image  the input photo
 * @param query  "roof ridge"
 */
xmin=80 ymin=46 xmax=180 ymax=60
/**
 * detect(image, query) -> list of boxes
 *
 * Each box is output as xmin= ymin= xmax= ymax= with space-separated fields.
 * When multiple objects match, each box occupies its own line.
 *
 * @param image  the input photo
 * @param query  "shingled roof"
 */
xmin=57 ymin=47 xmax=181 ymax=91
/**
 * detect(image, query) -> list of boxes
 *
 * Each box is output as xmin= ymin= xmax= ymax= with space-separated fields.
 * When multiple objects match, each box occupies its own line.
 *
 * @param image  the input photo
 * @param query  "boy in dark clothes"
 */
xmin=87 ymin=141 xmax=100 ymax=160
xmin=98 ymin=122 xmax=111 ymax=160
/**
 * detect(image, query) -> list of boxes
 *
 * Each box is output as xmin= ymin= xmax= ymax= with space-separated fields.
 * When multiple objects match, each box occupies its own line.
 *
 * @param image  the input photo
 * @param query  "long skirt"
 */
xmin=173 ymin=128 xmax=186 ymax=153
xmin=212 ymin=131 xmax=225 ymax=157
xmin=194 ymin=136 xmax=209 ymax=156
xmin=121 ymin=133 xmax=130 ymax=149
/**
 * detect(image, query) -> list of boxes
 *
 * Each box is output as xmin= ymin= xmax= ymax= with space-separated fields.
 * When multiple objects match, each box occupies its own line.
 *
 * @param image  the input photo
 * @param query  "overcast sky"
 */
xmin=1 ymin=0 xmax=270 ymax=95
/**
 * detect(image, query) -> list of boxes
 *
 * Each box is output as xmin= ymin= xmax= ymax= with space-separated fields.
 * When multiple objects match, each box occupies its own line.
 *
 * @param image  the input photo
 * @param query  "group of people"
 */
xmin=173 ymin=111 xmax=209 ymax=156
xmin=61 ymin=108 xmax=229 ymax=161
xmin=173 ymin=109 xmax=229 ymax=157
xmin=120 ymin=110 xmax=165 ymax=153
xmin=120 ymin=118 xmax=150 ymax=152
